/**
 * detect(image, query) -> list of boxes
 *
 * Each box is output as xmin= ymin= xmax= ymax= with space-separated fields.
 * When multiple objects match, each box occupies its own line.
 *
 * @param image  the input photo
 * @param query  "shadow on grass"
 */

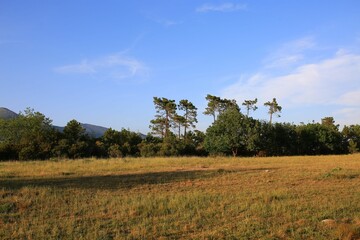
xmin=0 ymin=168 xmax=276 ymax=190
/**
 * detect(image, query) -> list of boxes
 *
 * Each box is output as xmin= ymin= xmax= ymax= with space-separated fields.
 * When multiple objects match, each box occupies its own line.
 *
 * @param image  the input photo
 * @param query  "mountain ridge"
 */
xmin=0 ymin=107 xmax=109 ymax=138
xmin=0 ymin=107 xmax=18 ymax=120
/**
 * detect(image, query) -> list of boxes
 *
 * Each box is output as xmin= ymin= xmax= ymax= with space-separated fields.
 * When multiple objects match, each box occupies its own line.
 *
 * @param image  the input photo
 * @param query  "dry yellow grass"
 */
xmin=1 ymin=155 xmax=360 ymax=239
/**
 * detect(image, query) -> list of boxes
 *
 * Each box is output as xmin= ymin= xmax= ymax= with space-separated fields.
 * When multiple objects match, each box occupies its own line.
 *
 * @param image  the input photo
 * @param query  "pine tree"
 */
xmin=150 ymin=97 xmax=177 ymax=138
xmin=178 ymin=99 xmax=198 ymax=137
xmin=242 ymin=98 xmax=258 ymax=117
xmin=264 ymin=98 xmax=282 ymax=124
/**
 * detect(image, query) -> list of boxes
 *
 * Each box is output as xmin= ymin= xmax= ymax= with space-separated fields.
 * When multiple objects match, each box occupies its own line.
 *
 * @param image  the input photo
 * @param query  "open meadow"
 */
xmin=1 ymin=155 xmax=360 ymax=239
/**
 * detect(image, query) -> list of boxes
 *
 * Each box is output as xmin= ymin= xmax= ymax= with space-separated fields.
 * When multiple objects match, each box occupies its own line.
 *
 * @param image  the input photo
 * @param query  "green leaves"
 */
xmin=150 ymin=97 xmax=198 ymax=139
xmin=242 ymin=98 xmax=258 ymax=117
xmin=264 ymin=98 xmax=282 ymax=124
xmin=205 ymin=108 xmax=256 ymax=156
xmin=204 ymin=94 xmax=239 ymax=122
xmin=151 ymin=97 xmax=177 ymax=138
xmin=0 ymin=108 xmax=56 ymax=160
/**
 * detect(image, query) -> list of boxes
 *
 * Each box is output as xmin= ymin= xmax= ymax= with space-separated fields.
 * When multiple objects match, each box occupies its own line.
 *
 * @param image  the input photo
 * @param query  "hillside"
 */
xmin=0 ymin=107 xmax=18 ymax=120
xmin=54 ymin=124 xmax=108 ymax=138
xmin=0 ymin=107 xmax=108 ymax=138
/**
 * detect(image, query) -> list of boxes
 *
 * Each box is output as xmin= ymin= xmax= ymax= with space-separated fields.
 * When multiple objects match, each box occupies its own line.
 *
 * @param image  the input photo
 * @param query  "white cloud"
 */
xmin=143 ymin=11 xmax=182 ymax=28
xmin=335 ymin=108 xmax=360 ymax=126
xmin=223 ymin=51 xmax=360 ymax=107
xmin=338 ymin=90 xmax=360 ymax=106
xmin=157 ymin=19 xmax=183 ymax=27
xmin=55 ymin=59 xmax=96 ymax=74
xmin=264 ymin=37 xmax=316 ymax=68
xmin=54 ymin=53 xmax=148 ymax=82
xmin=222 ymin=36 xmax=360 ymax=126
xmin=196 ymin=2 xmax=247 ymax=13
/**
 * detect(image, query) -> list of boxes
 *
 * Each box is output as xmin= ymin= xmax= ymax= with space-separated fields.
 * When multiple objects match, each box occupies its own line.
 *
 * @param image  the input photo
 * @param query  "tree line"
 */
xmin=0 ymin=95 xmax=359 ymax=160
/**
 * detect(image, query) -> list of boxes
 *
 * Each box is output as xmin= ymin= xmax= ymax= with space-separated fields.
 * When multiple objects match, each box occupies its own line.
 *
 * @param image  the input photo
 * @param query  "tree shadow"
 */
xmin=0 ymin=168 xmax=277 ymax=190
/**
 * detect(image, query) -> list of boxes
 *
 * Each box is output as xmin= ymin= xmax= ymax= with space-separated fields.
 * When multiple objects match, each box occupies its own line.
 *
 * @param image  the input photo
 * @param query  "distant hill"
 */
xmin=0 ymin=107 xmax=108 ymax=138
xmin=81 ymin=123 xmax=108 ymax=138
xmin=0 ymin=107 xmax=18 ymax=120
xmin=53 ymin=124 xmax=108 ymax=138
xmin=0 ymin=107 xmax=146 ymax=138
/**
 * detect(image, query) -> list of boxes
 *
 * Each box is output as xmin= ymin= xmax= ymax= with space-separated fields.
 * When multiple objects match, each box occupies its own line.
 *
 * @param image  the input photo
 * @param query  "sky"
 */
xmin=1 ymin=0 xmax=360 ymax=133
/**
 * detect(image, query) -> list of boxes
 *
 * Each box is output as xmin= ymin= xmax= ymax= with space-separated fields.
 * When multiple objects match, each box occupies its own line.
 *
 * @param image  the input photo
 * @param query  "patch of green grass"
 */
xmin=320 ymin=167 xmax=360 ymax=180
xmin=0 ymin=202 xmax=16 ymax=214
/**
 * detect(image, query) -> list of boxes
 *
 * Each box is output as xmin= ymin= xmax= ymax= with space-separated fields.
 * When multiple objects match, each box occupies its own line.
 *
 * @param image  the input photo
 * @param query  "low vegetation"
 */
xmin=1 ymin=155 xmax=360 ymax=239
xmin=1 ymin=95 xmax=360 ymax=161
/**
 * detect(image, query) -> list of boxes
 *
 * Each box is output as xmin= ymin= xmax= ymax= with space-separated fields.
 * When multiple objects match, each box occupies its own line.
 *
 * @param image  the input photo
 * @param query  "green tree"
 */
xmin=204 ymin=94 xmax=239 ymax=122
xmin=93 ymin=140 xmax=107 ymax=157
xmin=101 ymin=128 xmax=121 ymax=157
xmin=138 ymin=142 xmax=161 ymax=157
xmin=55 ymin=119 xmax=90 ymax=159
xmin=348 ymin=139 xmax=359 ymax=154
xmin=257 ymin=122 xmax=297 ymax=156
xmin=178 ymin=99 xmax=198 ymax=137
xmin=264 ymin=98 xmax=282 ymax=124
xmin=108 ymin=144 xmax=122 ymax=158
xmin=321 ymin=117 xmax=337 ymax=128
xmin=189 ymin=130 xmax=207 ymax=156
xmin=203 ymin=94 xmax=221 ymax=122
xmin=167 ymin=129 xmax=207 ymax=156
xmin=219 ymin=98 xmax=239 ymax=114
xmin=63 ymin=119 xmax=87 ymax=143
xmin=158 ymin=133 xmax=180 ymax=156
xmin=149 ymin=118 xmax=166 ymax=138
xmin=0 ymin=108 xmax=56 ymax=160
xmin=150 ymin=97 xmax=177 ymax=138
xmin=138 ymin=134 xmax=162 ymax=157
xmin=295 ymin=121 xmax=344 ymax=155
xmin=101 ymin=128 xmax=142 ymax=157
xmin=204 ymin=108 xmax=253 ymax=157
xmin=242 ymin=98 xmax=258 ymax=117
xmin=118 ymin=128 xmax=142 ymax=156
xmin=102 ymin=128 xmax=121 ymax=147
xmin=173 ymin=114 xmax=186 ymax=139
xmin=342 ymin=124 xmax=360 ymax=154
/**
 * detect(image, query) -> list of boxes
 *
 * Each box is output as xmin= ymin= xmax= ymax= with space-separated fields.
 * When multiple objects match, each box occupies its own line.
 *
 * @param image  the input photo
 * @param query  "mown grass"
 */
xmin=1 ymin=155 xmax=360 ymax=239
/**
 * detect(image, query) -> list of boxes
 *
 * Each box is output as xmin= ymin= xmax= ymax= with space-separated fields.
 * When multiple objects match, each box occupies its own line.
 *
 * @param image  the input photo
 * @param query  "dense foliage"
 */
xmin=0 ymin=95 xmax=359 ymax=160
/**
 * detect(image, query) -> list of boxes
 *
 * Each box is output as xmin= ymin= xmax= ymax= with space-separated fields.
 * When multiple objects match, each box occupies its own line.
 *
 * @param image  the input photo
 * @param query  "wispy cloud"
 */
xmin=156 ymin=19 xmax=183 ymax=27
xmin=54 ymin=53 xmax=149 ymax=82
xmin=196 ymin=2 xmax=247 ymax=13
xmin=264 ymin=37 xmax=316 ymax=69
xmin=55 ymin=59 xmax=96 ymax=74
xmin=335 ymin=107 xmax=360 ymax=126
xmin=338 ymin=90 xmax=360 ymax=106
xmin=143 ymin=11 xmax=183 ymax=27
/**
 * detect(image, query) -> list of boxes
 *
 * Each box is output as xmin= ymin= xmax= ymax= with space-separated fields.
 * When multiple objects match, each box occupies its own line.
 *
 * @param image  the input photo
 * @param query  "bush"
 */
xmin=138 ymin=142 xmax=160 ymax=157
xmin=108 ymin=144 xmax=123 ymax=158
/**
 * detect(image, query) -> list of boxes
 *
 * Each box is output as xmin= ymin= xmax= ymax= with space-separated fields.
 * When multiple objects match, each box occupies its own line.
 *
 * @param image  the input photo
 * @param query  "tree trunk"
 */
xmin=165 ymin=111 xmax=170 ymax=137
xmin=232 ymin=148 xmax=238 ymax=157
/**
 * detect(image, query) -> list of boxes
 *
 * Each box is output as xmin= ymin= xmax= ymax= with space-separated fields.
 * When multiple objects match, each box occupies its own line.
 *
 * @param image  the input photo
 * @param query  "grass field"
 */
xmin=1 ymin=155 xmax=360 ymax=239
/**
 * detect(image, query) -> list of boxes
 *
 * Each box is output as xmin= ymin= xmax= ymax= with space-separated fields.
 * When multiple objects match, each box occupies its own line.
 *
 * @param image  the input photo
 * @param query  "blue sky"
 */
xmin=1 ymin=1 xmax=360 ymax=133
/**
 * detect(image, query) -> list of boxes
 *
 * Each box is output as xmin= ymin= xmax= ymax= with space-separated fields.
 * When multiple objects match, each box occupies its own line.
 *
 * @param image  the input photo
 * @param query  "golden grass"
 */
xmin=1 ymin=155 xmax=360 ymax=239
